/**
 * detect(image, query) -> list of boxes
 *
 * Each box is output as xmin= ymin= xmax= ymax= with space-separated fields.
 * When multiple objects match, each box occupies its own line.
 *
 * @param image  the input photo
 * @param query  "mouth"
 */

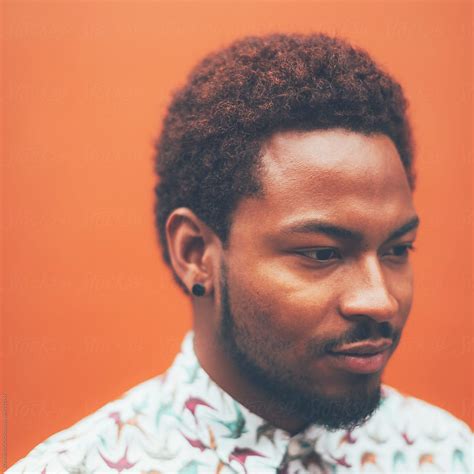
xmin=326 ymin=339 xmax=393 ymax=374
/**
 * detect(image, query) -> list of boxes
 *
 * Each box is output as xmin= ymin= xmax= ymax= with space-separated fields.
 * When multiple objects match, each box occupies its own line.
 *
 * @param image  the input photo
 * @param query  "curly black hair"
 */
xmin=154 ymin=33 xmax=414 ymax=290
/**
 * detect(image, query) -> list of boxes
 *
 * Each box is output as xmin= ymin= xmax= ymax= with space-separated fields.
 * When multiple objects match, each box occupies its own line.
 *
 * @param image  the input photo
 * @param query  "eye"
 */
xmin=300 ymin=248 xmax=341 ymax=261
xmin=384 ymin=243 xmax=415 ymax=259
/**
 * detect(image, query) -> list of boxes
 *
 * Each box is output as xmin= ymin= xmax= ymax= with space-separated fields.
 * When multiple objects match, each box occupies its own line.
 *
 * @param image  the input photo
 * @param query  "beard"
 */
xmin=217 ymin=261 xmax=398 ymax=432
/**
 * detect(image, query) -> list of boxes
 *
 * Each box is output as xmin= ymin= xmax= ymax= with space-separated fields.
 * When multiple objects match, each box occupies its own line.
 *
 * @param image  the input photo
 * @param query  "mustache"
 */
xmin=308 ymin=321 xmax=400 ymax=357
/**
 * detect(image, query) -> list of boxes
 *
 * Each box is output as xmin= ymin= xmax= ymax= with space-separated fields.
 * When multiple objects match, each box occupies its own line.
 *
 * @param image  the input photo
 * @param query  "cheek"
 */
xmin=228 ymin=256 xmax=336 ymax=340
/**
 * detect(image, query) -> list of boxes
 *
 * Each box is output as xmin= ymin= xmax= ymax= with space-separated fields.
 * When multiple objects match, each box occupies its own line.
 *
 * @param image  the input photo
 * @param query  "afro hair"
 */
xmin=154 ymin=33 xmax=414 ymax=289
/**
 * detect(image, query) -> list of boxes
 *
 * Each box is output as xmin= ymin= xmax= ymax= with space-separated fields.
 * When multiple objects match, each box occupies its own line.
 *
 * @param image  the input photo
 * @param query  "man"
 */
xmin=8 ymin=33 xmax=472 ymax=473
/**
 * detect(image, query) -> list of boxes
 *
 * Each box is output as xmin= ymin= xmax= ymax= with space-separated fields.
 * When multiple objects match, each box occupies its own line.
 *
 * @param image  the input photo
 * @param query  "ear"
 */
xmin=165 ymin=207 xmax=220 ymax=296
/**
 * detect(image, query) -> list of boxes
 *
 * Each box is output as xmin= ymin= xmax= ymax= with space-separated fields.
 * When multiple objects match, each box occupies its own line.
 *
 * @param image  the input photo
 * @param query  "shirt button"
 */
xmin=288 ymin=439 xmax=303 ymax=457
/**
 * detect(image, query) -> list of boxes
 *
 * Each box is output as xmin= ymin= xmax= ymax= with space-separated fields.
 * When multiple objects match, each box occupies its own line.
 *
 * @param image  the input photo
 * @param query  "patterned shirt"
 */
xmin=7 ymin=331 xmax=473 ymax=473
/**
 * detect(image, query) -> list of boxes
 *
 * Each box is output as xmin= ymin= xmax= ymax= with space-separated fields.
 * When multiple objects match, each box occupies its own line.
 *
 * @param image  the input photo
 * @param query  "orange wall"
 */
xmin=2 ymin=0 xmax=472 ymax=467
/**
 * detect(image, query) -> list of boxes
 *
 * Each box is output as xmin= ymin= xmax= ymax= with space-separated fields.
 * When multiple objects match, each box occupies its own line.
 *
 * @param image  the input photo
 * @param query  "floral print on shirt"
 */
xmin=7 ymin=331 xmax=473 ymax=473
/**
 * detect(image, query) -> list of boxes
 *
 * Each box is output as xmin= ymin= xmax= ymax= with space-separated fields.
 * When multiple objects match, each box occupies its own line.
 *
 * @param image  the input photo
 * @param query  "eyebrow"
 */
xmin=280 ymin=216 xmax=420 ymax=243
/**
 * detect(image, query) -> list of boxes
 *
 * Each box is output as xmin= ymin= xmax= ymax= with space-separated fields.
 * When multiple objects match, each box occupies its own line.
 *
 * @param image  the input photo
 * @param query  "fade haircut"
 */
xmin=154 ymin=33 xmax=414 ymax=290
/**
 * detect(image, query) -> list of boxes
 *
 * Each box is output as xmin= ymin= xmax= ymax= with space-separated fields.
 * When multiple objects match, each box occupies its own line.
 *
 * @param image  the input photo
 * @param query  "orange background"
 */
xmin=2 ymin=0 xmax=473 ymax=467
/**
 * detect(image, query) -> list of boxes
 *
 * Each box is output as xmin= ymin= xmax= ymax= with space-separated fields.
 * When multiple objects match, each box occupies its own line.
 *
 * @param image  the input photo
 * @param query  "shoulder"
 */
xmin=5 ymin=376 xmax=166 ymax=474
xmin=379 ymin=384 xmax=472 ymax=436
xmin=358 ymin=385 xmax=473 ymax=470
xmin=320 ymin=385 xmax=473 ymax=472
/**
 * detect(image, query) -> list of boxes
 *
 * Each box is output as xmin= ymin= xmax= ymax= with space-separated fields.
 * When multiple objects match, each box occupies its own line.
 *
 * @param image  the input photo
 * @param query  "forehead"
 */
xmin=231 ymin=128 xmax=415 ymax=239
xmin=261 ymin=128 xmax=409 ymax=195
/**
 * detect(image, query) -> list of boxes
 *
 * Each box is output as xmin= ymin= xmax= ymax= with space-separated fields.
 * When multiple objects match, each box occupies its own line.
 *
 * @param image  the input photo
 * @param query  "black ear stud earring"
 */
xmin=191 ymin=283 xmax=206 ymax=297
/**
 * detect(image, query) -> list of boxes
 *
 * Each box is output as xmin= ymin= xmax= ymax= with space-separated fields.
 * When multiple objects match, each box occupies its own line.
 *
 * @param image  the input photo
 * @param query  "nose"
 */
xmin=339 ymin=256 xmax=399 ymax=323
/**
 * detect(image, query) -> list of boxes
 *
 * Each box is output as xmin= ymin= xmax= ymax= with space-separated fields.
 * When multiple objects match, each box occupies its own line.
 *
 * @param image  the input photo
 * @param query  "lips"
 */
xmin=328 ymin=339 xmax=393 ymax=356
xmin=326 ymin=339 xmax=393 ymax=374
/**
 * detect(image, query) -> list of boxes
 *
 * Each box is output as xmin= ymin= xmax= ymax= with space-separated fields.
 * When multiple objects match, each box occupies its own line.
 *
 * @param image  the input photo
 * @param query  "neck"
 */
xmin=192 ymin=305 xmax=309 ymax=435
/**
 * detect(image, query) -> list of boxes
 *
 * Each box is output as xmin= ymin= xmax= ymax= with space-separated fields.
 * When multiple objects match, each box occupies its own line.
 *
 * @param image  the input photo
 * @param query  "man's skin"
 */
xmin=166 ymin=128 xmax=419 ymax=434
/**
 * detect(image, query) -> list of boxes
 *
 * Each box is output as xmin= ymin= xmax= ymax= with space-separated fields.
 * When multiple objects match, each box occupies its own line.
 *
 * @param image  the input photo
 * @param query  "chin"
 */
xmin=313 ymin=370 xmax=382 ymax=401
xmin=304 ymin=379 xmax=383 ymax=431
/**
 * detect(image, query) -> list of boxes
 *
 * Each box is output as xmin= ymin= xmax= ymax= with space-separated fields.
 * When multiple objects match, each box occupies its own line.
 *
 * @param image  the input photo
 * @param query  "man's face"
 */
xmin=216 ymin=128 xmax=418 ymax=430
